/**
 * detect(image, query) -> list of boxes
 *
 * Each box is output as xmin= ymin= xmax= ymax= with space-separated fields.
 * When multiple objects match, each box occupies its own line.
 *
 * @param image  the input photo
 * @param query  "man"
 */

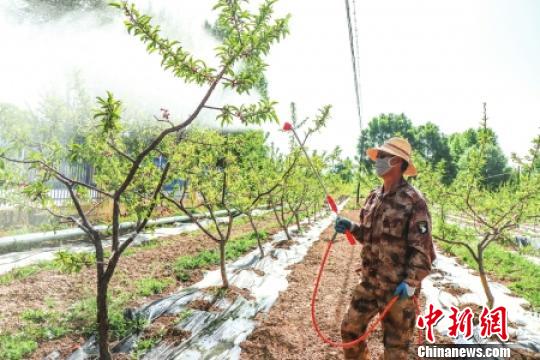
xmin=336 ymin=137 xmax=436 ymax=360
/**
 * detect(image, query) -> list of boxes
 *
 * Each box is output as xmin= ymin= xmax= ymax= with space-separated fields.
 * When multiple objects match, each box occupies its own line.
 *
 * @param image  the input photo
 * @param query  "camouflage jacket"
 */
xmin=350 ymin=178 xmax=436 ymax=290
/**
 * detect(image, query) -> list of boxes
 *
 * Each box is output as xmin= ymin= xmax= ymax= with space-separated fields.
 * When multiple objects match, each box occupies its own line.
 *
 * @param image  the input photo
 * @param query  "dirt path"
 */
xmin=240 ymin=209 xmax=423 ymax=360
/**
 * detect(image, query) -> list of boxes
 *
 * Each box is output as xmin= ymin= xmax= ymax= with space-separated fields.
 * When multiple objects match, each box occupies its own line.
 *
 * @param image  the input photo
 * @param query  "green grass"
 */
xmin=0 ymin=262 xmax=55 ymax=286
xmin=0 ymin=211 xmax=279 ymax=287
xmin=173 ymin=230 xmax=268 ymax=281
xmin=20 ymin=309 xmax=49 ymax=324
xmin=0 ymin=291 xmax=143 ymax=360
xmin=133 ymin=336 xmax=160 ymax=359
xmin=0 ymin=249 xmax=97 ymax=286
xmin=66 ymin=292 xmax=145 ymax=339
xmin=0 ymin=333 xmax=38 ymax=360
xmin=440 ymin=241 xmax=540 ymax=310
xmin=0 ymin=239 xmax=168 ymax=287
xmin=135 ymin=277 xmax=173 ymax=296
xmin=516 ymin=244 xmax=540 ymax=257
xmin=0 ymin=213 xmax=281 ymax=359
xmin=0 ymin=308 xmax=69 ymax=360
xmin=174 ymin=309 xmax=193 ymax=324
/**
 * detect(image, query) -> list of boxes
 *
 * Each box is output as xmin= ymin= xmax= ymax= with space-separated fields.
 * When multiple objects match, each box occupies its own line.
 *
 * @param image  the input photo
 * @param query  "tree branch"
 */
xmin=200 ymin=191 xmax=224 ymax=241
xmin=0 ymin=155 xmax=113 ymax=199
xmin=161 ymin=192 xmax=220 ymax=242
xmin=113 ymin=64 xmax=231 ymax=202
xmin=433 ymin=234 xmax=479 ymax=263
xmin=153 ymin=115 xmax=175 ymax=128
xmin=106 ymin=162 xmax=171 ymax=281
xmin=107 ymin=140 xmax=135 ymax=163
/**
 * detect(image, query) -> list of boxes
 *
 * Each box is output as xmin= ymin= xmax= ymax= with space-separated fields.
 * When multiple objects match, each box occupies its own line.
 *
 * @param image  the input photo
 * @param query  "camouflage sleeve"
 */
xmin=349 ymin=191 xmax=375 ymax=244
xmin=404 ymin=199 xmax=435 ymax=288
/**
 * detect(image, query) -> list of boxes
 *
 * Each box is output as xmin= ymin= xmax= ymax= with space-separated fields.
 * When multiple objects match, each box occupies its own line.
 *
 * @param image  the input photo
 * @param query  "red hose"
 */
xmin=310 ymin=237 xmax=422 ymax=348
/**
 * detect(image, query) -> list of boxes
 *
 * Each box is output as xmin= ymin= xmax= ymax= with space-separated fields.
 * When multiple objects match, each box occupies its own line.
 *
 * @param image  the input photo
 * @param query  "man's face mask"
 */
xmin=375 ymin=155 xmax=399 ymax=177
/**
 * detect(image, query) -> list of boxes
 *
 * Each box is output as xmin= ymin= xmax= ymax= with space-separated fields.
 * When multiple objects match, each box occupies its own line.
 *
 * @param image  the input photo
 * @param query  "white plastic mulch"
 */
xmin=0 ymin=215 xmax=251 ymax=275
xmin=422 ymin=250 xmax=540 ymax=352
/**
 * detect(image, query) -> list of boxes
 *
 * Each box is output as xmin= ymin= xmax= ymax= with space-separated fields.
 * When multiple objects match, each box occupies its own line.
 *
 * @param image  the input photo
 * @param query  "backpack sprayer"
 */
xmin=282 ymin=122 xmax=421 ymax=349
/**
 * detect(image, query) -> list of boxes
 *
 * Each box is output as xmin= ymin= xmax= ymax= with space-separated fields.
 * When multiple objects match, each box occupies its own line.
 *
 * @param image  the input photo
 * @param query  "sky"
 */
xmin=0 ymin=0 xmax=539 ymax=161
xmin=264 ymin=0 xmax=540 ymax=160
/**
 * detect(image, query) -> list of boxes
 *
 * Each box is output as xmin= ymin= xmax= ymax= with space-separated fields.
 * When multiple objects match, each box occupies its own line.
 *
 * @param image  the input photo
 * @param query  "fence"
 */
xmin=1 ymin=159 xmax=186 ymax=207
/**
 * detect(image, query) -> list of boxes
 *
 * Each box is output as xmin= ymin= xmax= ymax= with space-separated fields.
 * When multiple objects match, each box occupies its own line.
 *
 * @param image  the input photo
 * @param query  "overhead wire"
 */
xmin=344 ymin=0 xmax=363 ymax=133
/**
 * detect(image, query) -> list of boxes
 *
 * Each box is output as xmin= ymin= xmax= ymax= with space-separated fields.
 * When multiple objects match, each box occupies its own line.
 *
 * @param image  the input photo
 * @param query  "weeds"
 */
xmin=173 ymin=231 xmax=268 ymax=281
xmin=174 ymin=309 xmax=193 ymax=324
xmin=66 ymin=293 xmax=137 ymax=339
xmin=0 ymin=262 xmax=53 ymax=286
xmin=0 ymin=308 xmax=69 ymax=360
xmin=132 ymin=336 xmax=160 ymax=359
xmin=0 ymin=333 xmax=37 ymax=360
xmin=135 ymin=277 xmax=173 ymax=296
xmin=53 ymin=250 xmax=96 ymax=273
xmin=0 ymin=216 xmax=276 ymax=359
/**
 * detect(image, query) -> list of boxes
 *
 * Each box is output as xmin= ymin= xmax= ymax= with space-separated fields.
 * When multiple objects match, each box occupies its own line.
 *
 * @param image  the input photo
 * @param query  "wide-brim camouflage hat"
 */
xmin=366 ymin=137 xmax=417 ymax=176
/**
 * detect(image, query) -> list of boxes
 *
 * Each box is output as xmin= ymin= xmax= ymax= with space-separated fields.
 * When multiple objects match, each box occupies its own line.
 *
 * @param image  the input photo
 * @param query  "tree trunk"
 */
xmin=282 ymin=225 xmax=292 ymax=240
xmin=219 ymin=239 xmax=229 ymax=288
xmin=248 ymin=213 xmax=264 ymax=258
xmin=96 ymin=273 xmax=111 ymax=360
xmin=272 ymin=203 xmax=291 ymax=240
xmin=478 ymin=253 xmax=494 ymax=308
xmin=281 ymin=210 xmax=292 ymax=241
xmin=93 ymin=236 xmax=112 ymax=360
xmin=294 ymin=212 xmax=302 ymax=234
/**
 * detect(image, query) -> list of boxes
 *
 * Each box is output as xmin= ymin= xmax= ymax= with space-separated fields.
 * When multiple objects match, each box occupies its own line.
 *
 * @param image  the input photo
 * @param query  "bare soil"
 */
xmin=436 ymin=281 xmax=472 ymax=297
xmin=241 ymin=209 xmax=425 ymax=360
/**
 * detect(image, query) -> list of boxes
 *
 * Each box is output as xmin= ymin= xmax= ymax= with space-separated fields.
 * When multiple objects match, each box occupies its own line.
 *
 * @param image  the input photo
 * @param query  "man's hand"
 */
xmin=394 ymin=281 xmax=416 ymax=299
xmin=335 ymin=217 xmax=353 ymax=234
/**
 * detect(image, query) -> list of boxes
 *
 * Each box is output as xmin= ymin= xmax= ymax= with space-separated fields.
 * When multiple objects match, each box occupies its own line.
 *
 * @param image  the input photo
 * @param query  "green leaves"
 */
xmin=115 ymin=0 xmax=289 ymax=100
xmin=217 ymin=99 xmax=278 ymax=126
xmin=117 ymin=2 xmax=216 ymax=85
xmin=21 ymin=181 xmax=50 ymax=205
xmin=94 ymin=91 xmax=122 ymax=135
xmin=54 ymin=250 xmax=96 ymax=274
xmin=108 ymin=1 xmax=123 ymax=8
xmin=67 ymin=142 xmax=84 ymax=163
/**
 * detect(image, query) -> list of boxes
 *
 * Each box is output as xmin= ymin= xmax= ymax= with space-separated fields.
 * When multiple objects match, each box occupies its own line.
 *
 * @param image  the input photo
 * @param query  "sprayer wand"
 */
xmin=282 ymin=122 xmax=355 ymax=245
